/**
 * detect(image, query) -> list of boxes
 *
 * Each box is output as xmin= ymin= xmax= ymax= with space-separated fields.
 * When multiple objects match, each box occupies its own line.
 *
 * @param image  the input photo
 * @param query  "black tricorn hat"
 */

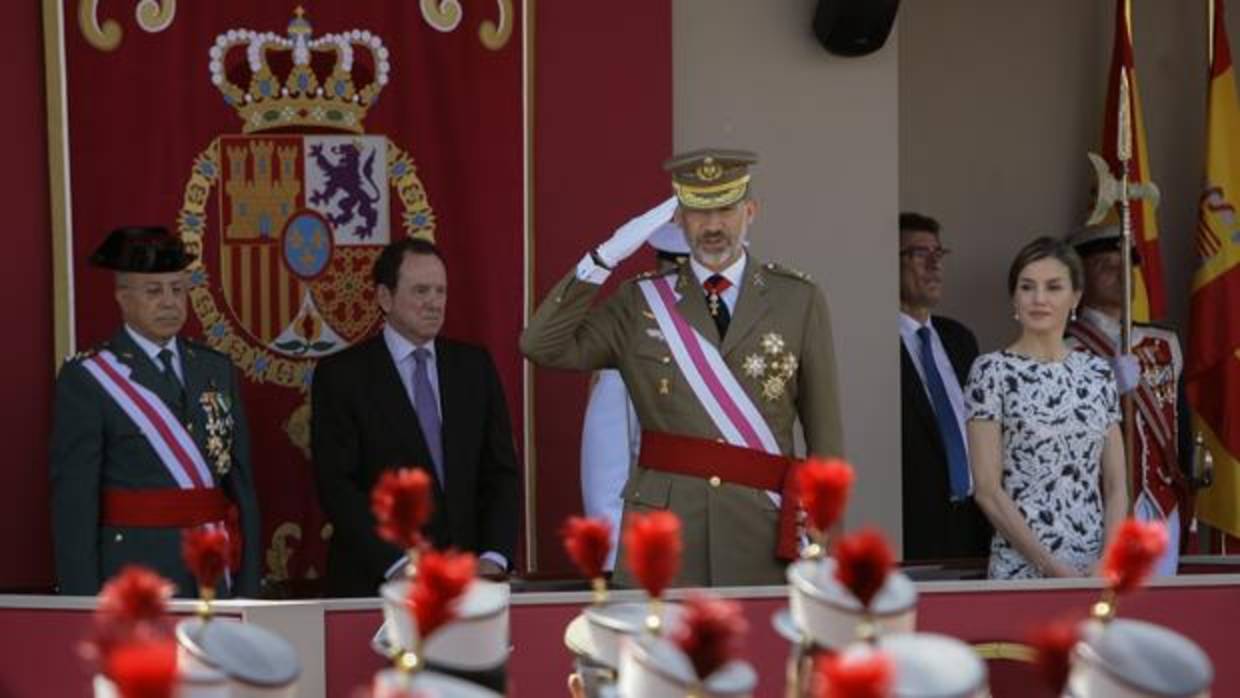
xmin=89 ymin=226 xmax=197 ymax=272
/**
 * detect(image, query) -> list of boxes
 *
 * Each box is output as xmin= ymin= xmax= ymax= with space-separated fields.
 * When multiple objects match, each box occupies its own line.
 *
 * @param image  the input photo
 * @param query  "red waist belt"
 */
xmin=102 ymin=488 xmax=241 ymax=571
xmin=638 ymin=430 xmax=801 ymax=561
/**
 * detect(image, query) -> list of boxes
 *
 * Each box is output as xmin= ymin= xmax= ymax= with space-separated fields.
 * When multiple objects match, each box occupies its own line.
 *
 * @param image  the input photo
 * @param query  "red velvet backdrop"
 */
xmin=5 ymin=1 xmax=670 ymax=591
xmin=1 ymin=0 xmax=54 ymax=591
xmin=531 ymin=3 xmax=673 ymax=573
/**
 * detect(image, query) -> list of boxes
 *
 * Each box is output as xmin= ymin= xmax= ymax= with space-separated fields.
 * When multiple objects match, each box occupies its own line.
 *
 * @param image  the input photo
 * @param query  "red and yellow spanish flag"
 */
xmin=1191 ymin=0 xmax=1240 ymax=537
xmin=1098 ymin=0 xmax=1167 ymax=321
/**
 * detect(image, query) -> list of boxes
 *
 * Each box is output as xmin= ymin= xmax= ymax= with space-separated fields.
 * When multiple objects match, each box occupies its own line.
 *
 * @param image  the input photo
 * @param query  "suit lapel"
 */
xmin=901 ymin=341 xmax=944 ymax=452
xmin=673 ymin=264 xmax=723 ymax=346
xmin=181 ymin=342 xmax=208 ymax=422
xmin=435 ymin=341 xmax=461 ymax=497
xmin=366 ymin=336 xmax=443 ymax=491
xmin=936 ymin=320 xmax=972 ymax=388
xmin=720 ymin=259 xmax=770 ymax=357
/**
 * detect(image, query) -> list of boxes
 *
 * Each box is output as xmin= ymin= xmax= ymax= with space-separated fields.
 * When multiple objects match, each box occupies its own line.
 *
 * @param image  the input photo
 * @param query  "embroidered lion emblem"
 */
xmin=308 ymin=141 xmax=381 ymax=237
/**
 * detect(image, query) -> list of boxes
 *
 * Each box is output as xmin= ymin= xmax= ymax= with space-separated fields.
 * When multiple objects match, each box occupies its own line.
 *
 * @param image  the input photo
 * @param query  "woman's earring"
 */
xmin=1070 ymin=306 xmax=1078 ymax=322
xmin=1013 ymin=310 xmax=1019 ymax=321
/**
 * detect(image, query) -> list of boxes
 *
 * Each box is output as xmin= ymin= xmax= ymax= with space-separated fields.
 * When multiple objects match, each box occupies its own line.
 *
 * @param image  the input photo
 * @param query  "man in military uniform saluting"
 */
xmin=521 ymin=150 xmax=844 ymax=586
xmin=50 ymin=227 xmax=261 ymax=596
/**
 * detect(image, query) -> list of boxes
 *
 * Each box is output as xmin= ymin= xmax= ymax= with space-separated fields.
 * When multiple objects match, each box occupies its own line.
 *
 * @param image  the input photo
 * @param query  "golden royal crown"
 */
xmin=210 ymin=8 xmax=389 ymax=134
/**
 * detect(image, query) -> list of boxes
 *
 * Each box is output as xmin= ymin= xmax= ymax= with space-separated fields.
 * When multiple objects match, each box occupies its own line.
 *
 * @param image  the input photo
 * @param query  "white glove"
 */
xmin=595 ymin=196 xmax=679 ymax=268
xmin=1111 ymin=354 xmax=1141 ymax=394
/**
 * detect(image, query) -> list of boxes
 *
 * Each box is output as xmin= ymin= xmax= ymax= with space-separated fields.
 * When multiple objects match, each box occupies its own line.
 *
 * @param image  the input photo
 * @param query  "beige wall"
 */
xmin=674 ymin=1 xmax=1232 ymax=556
xmin=674 ymin=2 xmax=902 ymax=543
xmin=902 ymin=0 xmax=1224 ymax=353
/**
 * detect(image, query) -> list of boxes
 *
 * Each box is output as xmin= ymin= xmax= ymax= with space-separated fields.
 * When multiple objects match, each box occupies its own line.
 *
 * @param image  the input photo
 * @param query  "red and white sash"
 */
xmin=81 ymin=350 xmax=216 ymax=490
xmin=637 ymin=276 xmax=780 ymax=456
xmin=1066 ymin=321 xmax=1177 ymax=460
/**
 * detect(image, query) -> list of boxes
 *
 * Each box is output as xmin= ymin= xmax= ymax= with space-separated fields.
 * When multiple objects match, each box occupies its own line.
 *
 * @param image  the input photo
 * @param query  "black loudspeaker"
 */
xmin=813 ymin=0 xmax=901 ymax=57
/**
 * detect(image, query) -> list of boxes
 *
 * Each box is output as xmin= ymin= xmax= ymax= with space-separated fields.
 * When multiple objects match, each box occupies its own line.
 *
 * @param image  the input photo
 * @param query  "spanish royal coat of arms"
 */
xmin=177 ymin=9 xmax=434 ymax=388
xmin=171 ymin=9 xmax=435 ymax=585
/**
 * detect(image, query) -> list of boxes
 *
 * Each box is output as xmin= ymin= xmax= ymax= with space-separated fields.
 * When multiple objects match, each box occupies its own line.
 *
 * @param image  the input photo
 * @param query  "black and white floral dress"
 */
xmin=964 ymin=350 xmax=1120 ymax=579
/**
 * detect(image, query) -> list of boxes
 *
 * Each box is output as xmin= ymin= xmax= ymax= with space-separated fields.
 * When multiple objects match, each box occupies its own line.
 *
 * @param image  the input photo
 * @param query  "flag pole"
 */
xmin=1117 ymin=59 xmax=1138 ymax=512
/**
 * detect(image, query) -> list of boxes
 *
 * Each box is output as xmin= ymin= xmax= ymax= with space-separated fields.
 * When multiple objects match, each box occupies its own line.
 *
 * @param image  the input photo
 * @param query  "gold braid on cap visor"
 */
xmin=672 ymin=174 xmax=751 ymax=210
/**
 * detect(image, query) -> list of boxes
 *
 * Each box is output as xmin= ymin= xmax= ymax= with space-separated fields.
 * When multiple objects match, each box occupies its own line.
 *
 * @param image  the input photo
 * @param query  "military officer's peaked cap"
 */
xmin=664 ymin=148 xmax=757 ymax=210
xmin=90 ymin=226 xmax=197 ymax=273
xmin=1066 ymin=223 xmax=1142 ymax=263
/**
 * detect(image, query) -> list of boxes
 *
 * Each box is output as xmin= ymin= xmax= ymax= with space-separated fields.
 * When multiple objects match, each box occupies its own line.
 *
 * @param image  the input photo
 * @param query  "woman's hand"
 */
xmin=1043 ymin=558 xmax=1079 ymax=578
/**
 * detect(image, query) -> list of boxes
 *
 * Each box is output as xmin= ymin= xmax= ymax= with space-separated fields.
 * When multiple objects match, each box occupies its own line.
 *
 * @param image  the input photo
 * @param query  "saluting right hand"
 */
xmin=594 ymin=196 xmax=679 ymax=269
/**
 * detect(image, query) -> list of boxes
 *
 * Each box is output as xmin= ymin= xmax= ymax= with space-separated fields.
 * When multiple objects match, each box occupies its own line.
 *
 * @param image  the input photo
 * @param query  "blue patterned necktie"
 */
xmin=411 ymin=347 xmax=445 ymax=487
xmin=916 ymin=327 xmax=970 ymax=501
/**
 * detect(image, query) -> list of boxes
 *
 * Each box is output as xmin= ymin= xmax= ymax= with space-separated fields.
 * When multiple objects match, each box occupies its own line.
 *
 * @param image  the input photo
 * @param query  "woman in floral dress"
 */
xmin=965 ymin=237 xmax=1128 ymax=579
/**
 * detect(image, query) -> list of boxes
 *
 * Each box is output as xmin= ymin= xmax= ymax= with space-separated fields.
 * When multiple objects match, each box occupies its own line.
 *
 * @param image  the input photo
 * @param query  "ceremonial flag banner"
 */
xmin=44 ymin=1 xmax=672 ymax=588
xmin=1098 ymin=0 xmax=1167 ymax=321
xmin=1191 ymin=0 xmax=1240 ymax=539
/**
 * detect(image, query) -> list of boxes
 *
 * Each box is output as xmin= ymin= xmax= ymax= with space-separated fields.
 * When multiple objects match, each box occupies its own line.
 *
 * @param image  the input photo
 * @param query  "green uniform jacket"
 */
xmin=49 ymin=329 xmax=261 ymax=596
xmin=520 ymin=256 xmax=843 ymax=586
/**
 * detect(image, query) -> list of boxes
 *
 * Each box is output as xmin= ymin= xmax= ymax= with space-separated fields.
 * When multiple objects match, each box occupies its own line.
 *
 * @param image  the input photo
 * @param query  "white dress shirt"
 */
xmin=382 ymin=324 xmax=441 ymax=420
xmin=125 ymin=325 xmax=183 ymax=384
xmin=899 ymin=313 xmax=969 ymax=458
xmin=689 ymin=253 xmax=746 ymax=314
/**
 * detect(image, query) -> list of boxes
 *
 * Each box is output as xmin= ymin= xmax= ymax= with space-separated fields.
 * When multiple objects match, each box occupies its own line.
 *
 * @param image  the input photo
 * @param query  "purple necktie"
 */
xmin=411 ymin=347 xmax=445 ymax=487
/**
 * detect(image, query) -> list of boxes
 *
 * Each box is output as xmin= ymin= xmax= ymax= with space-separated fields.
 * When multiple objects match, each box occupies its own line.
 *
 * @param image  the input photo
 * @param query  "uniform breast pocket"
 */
xmin=632 ymin=338 xmax=672 ymax=366
xmin=105 ymin=419 xmax=147 ymax=446
xmin=621 ymin=469 xmax=673 ymax=510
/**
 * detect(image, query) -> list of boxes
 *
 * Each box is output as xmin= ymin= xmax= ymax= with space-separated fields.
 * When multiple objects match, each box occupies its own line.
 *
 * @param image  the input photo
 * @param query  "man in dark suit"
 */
xmin=311 ymin=238 xmax=520 ymax=597
xmin=50 ymin=227 xmax=261 ymax=596
xmin=898 ymin=212 xmax=991 ymax=562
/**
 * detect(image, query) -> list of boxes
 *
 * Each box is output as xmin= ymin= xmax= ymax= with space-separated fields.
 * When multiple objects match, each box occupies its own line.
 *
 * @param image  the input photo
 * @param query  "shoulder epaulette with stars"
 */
xmin=64 ymin=347 xmax=99 ymax=364
xmin=183 ymin=338 xmax=228 ymax=359
xmin=763 ymin=261 xmax=813 ymax=282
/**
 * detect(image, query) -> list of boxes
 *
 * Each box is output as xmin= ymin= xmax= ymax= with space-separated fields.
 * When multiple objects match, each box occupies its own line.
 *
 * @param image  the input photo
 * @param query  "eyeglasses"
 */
xmin=899 ymin=246 xmax=951 ymax=262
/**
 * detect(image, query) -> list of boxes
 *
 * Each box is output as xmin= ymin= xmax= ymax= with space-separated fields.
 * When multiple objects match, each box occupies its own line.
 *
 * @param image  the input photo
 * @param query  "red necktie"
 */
xmin=703 ymin=274 xmax=732 ymax=338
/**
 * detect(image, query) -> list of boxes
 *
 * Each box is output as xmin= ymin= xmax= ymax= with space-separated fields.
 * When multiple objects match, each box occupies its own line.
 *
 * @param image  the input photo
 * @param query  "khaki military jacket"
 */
xmin=520 ymin=255 xmax=843 ymax=586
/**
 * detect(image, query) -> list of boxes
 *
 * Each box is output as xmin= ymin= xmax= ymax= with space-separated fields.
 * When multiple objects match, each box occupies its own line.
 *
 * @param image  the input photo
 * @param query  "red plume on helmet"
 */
xmin=1028 ymin=617 xmax=1081 ymax=695
xmin=90 ymin=566 xmax=174 ymax=664
xmin=672 ymin=594 xmax=748 ymax=681
xmin=1101 ymin=518 xmax=1169 ymax=594
xmin=562 ymin=516 xmax=612 ymax=581
xmin=105 ymin=638 xmax=179 ymax=698
xmin=833 ymin=528 xmax=894 ymax=610
xmin=814 ymin=650 xmax=894 ymax=698
xmin=97 ymin=566 xmax=173 ymax=625
xmin=372 ymin=468 xmax=435 ymax=551
xmin=181 ymin=528 xmax=229 ymax=593
xmin=797 ymin=458 xmax=855 ymax=534
xmin=623 ymin=511 xmax=682 ymax=599
xmin=408 ymin=549 xmax=476 ymax=640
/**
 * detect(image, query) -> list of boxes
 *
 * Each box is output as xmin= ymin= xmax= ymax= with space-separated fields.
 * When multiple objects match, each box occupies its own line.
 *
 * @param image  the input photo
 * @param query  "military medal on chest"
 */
xmin=743 ymin=332 xmax=798 ymax=401
xmin=199 ymin=385 xmax=235 ymax=476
